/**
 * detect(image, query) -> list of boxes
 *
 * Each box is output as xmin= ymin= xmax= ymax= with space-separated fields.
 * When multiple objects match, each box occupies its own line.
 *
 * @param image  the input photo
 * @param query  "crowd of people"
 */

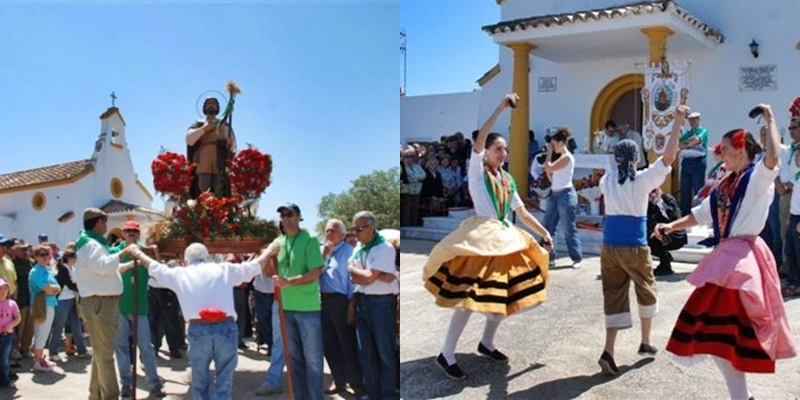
xmin=420 ymin=92 xmax=797 ymax=399
xmin=0 ymin=205 xmax=401 ymax=400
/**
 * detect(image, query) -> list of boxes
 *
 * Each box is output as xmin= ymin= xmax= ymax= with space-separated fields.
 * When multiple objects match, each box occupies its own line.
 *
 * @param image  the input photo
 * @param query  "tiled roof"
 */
xmin=100 ymin=200 xmax=165 ymax=217
xmin=482 ymin=0 xmax=724 ymax=44
xmin=0 ymin=159 xmax=94 ymax=192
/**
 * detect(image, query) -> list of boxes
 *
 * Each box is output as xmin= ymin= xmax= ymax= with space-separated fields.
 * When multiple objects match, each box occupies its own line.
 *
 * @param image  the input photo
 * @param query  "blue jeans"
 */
xmin=355 ymin=295 xmax=398 ymax=400
xmin=0 ymin=333 xmax=14 ymax=387
xmin=285 ymin=310 xmax=324 ymax=400
xmin=263 ymin=301 xmax=284 ymax=388
xmin=544 ymin=187 xmax=583 ymax=263
xmin=48 ymin=298 xmax=87 ymax=355
xmin=760 ymin=189 xmax=783 ymax=267
xmin=187 ymin=319 xmax=238 ymax=400
xmin=784 ymin=215 xmax=800 ymax=286
xmin=680 ymin=156 xmax=706 ymax=215
xmin=252 ymin=291 xmax=274 ymax=346
xmin=114 ymin=314 xmax=162 ymax=387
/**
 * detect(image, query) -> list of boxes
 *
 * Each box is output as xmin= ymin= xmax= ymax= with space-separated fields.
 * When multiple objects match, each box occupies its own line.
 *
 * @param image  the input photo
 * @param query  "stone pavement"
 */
xmin=400 ymin=239 xmax=800 ymax=399
xmin=9 ymin=339 xmax=353 ymax=399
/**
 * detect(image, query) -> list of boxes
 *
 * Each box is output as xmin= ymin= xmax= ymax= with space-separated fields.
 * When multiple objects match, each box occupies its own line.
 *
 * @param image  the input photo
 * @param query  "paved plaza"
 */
xmin=400 ymin=239 xmax=800 ymax=399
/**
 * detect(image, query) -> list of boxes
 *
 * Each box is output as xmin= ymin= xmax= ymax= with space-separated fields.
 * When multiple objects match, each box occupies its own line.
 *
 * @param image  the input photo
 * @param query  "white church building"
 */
xmin=401 ymin=0 xmax=800 ymax=195
xmin=0 ymin=106 xmax=164 ymax=247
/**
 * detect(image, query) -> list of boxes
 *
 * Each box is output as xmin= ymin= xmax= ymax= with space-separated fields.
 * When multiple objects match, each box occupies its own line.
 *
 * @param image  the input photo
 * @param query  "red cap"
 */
xmin=123 ymin=221 xmax=140 ymax=231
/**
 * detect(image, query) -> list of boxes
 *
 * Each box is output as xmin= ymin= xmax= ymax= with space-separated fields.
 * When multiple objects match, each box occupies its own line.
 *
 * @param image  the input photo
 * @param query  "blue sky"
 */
xmin=400 ymin=0 xmax=500 ymax=96
xmin=0 ymin=1 xmax=398 ymax=235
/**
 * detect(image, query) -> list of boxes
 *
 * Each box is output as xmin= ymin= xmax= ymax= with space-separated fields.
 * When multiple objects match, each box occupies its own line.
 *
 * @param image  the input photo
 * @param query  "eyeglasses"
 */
xmin=352 ymin=225 xmax=371 ymax=233
xmin=35 ymin=253 xmax=50 ymax=258
xmin=279 ymin=212 xmax=295 ymax=219
xmin=124 ymin=229 xmax=139 ymax=234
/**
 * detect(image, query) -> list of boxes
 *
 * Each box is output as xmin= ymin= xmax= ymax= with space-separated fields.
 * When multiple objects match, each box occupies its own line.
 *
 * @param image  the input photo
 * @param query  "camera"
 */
xmin=544 ymin=134 xmax=552 ymax=143
xmin=748 ymin=106 xmax=766 ymax=119
xmin=507 ymin=98 xmax=517 ymax=109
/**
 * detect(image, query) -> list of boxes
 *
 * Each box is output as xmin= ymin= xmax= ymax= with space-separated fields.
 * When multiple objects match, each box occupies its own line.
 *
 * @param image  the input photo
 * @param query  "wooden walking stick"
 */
xmin=275 ymin=285 xmax=294 ymax=400
xmin=132 ymin=258 xmax=139 ymax=396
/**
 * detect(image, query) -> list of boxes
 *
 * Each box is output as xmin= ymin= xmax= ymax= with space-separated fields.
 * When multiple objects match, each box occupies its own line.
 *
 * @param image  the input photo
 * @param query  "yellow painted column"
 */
xmin=507 ymin=42 xmax=534 ymax=199
xmin=641 ymin=26 xmax=676 ymax=193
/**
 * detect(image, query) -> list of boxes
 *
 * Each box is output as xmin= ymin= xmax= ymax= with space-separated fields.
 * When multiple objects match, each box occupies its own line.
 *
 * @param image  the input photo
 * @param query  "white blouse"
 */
xmin=468 ymin=150 xmax=523 ymax=219
xmin=693 ymin=161 xmax=778 ymax=236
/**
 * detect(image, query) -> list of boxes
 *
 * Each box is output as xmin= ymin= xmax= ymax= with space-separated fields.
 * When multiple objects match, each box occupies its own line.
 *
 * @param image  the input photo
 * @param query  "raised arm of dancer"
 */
xmin=474 ymin=93 xmax=519 ymax=154
xmin=662 ymin=105 xmax=688 ymax=166
xmin=515 ymin=206 xmax=554 ymax=248
xmin=759 ymin=104 xmax=781 ymax=170
xmin=652 ymin=213 xmax=698 ymax=242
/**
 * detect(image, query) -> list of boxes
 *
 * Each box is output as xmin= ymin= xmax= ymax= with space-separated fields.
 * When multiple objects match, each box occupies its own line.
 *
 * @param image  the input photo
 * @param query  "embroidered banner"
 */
xmin=642 ymin=61 xmax=690 ymax=154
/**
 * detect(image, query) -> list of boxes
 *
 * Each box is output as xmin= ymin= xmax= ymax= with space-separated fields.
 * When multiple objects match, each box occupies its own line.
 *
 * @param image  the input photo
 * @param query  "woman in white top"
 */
xmin=542 ymin=127 xmax=583 ymax=268
xmin=422 ymin=93 xmax=553 ymax=380
xmin=655 ymin=105 xmax=796 ymax=399
xmin=47 ymin=250 xmax=89 ymax=360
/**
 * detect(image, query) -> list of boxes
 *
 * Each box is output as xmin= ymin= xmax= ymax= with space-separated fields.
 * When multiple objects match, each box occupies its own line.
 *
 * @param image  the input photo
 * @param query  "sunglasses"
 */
xmin=352 ymin=225 xmax=371 ymax=233
xmin=280 ymin=212 xmax=295 ymax=219
xmin=790 ymin=126 xmax=800 ymax=130
xmin=124 ymin=229 xmax=139 ymax=234
xmin=35 ymin=253 xmax=51 ymax=258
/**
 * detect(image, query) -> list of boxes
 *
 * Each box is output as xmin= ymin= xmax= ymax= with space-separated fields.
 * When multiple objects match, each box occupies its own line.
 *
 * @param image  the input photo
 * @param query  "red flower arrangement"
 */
xmin=151 ymin=152 xmax=195 ymax=197
xmin=790 ymin=97 xmax=800 ymax=119
xmin=731 ymin=130 xmax=746 ymax=149
xmin=229 ymin=147 xmax=273 ymax=200
xmin=168 ymin=191 xmax=274 ymax=242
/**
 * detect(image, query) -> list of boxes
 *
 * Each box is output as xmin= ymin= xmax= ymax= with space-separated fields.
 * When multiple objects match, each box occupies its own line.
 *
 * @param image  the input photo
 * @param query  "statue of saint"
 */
xmin=655 ymin=88 xmax=670 ymax=112
xmin=186 ymin=97 xmax=236 ymax=198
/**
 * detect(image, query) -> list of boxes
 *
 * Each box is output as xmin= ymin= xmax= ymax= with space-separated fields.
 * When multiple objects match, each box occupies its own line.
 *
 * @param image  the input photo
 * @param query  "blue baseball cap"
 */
xmin=38 ymin=233 xmax=48 ymax=239
xmin=0 ymin=234 xmax=12 ymax=245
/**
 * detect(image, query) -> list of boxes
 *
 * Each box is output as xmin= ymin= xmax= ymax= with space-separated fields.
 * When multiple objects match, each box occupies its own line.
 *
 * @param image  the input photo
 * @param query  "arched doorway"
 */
xmin=590 ymin=73 xmax=644 ymax=152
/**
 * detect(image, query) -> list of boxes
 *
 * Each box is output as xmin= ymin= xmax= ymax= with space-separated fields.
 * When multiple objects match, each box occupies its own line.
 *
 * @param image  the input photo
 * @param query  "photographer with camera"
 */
xmin=542 ymin=127 xmax=583 ymax=269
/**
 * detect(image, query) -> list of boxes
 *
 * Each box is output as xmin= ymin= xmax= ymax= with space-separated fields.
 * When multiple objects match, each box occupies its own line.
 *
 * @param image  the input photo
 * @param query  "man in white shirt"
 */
xmin=128 ymin=242 xmax=272 ymax=400
xmin=74 ymin=208 xmax=137 ymax=400
xmin=348 ymin=211 xmax=399 ymax=400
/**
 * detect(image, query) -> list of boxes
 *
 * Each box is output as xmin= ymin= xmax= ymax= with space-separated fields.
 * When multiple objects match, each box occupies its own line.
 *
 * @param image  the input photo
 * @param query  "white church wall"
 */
xmin=400 ymin=91 xmax=482 ymax=144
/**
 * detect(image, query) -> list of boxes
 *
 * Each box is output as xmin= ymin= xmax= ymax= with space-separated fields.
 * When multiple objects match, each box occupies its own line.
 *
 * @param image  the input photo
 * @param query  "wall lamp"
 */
xmin=749 ymin=39 xmax=759 ymax=58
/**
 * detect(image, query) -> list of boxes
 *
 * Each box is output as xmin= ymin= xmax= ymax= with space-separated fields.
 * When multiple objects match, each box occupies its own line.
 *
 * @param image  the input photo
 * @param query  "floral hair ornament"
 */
xmin=789 ymin=97 xmax=800 ymax=118
xmin=712 ymin=143 xmax=722 ymax=155
xmin=731 ymin=130 xmax=746 ymax=150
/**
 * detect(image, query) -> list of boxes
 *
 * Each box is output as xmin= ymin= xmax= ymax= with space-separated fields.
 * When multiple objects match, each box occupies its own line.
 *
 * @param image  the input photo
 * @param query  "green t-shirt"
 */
xmin=111 ymin=242 xmax=149 ymax=316
xmin=678 ymin=127 xmax=709 ymax=149
xmin=274 ymin=229 xmax=324 ymax=312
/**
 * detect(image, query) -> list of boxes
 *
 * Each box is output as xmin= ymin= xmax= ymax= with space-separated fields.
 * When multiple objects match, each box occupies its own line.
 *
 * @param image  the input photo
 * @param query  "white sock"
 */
xmin=713 ymin=356 xmax=751 ymax=400
xmin=442 ymin=308 xmax=472 ymax=365
xmin=481 ymin=313 xmax=504 ymax=351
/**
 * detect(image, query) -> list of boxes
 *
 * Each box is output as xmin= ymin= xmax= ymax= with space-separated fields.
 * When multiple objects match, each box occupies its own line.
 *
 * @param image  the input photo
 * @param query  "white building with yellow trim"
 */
xmin=401 ymin=0 xmax=800 ymax=195
xmin=0 ymin=106 xmax=164 ymax=247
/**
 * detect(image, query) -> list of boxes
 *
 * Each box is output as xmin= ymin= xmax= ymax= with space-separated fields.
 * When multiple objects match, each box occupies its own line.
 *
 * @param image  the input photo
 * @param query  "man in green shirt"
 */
xmin=111 ymin=221 xmax=164 ymax=398
xmin=678 ymin=111 xmax=709 ymax=215
xmin=271 ymin=203 xmax=325 ymax=400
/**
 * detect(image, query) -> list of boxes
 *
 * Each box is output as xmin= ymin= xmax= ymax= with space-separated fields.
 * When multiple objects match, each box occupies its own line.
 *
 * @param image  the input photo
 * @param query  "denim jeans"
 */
xmin=48 ymin=298 xmax=87 ymax=355
xmin=253 ymin=291 xmax=274 ymax=346
xmin=114 ymin=314 xmax=162 ymax=387
xmin=263 ymin=301 xmax=284 ymax=388
xmin=784 ymin=215 xmax=800 ymax=286
xmin=543 ymin=187 xmax=583 ymax=263
xmin=187 ymin=319 xmax=238 ymax=400
xmin=680 ymin=156 xmax=706 ymax=216
xmin=0 ymin=333 xmax=14 ymax=387
xmin=760 ymin=188 xmax=783 ymax=267
xmin=355 ymin=294 xmax=398 ymax=400
xmin=285 ymin=310 xmax=324 ymax=400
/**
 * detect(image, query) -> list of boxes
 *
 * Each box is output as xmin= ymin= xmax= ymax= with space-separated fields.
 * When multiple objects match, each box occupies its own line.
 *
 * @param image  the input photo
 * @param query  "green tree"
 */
xmin=316 ymin=167 xmax=399 ymax=235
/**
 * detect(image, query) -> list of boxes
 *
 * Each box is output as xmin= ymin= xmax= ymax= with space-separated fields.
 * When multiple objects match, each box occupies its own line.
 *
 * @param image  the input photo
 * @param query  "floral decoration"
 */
xmin=790 ymin=97 xmax=800 ymax=118
xmin=151 ymin=152 xmax=194 ymax=196
xmin=229 ymin=146 xmax=273 ymax=200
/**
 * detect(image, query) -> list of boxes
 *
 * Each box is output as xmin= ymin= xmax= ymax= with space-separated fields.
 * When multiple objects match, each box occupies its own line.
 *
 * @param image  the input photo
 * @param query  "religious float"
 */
xmin=147 ymin=80 xmax=280 ymax=254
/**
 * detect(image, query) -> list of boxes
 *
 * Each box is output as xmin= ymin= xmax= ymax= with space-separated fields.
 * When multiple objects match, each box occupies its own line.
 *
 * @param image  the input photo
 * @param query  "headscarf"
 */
xmin=614 ymin=139 xmax=639 ymax=185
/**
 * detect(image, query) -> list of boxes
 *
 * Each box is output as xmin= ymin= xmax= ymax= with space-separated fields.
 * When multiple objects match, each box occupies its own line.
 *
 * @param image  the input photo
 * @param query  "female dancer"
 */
xmin=655 ymin=104 xmax=796 ymax=399
xmin=422 ymin=93 xmax=553 ymax=380
xmin=543 ymin=127 xmax=583 ymax=268
xmin=596 ymin=105 xmax=683 ymax=375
